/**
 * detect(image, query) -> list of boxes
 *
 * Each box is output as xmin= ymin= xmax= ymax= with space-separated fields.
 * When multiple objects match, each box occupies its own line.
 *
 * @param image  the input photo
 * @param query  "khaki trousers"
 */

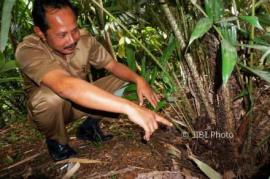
xmin=27 ymin=75 xmax=125 ymax=144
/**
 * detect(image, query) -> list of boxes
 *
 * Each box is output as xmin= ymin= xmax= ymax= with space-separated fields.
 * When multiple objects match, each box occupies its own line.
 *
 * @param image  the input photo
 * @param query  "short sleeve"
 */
xmin=87 ymin=36 xmax=113 ymax=69
xmin=16 ymin=46 xmax=64 ymax=86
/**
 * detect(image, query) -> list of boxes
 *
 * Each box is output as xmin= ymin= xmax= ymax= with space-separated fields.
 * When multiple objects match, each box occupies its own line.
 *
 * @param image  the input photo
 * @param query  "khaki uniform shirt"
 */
xmin=15 ymin=29 xmax=112 ymax=97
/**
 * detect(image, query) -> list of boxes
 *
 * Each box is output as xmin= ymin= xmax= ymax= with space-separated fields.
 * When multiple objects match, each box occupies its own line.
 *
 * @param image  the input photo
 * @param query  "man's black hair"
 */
xmin=32 ymin=0 xmax=78 ymax=33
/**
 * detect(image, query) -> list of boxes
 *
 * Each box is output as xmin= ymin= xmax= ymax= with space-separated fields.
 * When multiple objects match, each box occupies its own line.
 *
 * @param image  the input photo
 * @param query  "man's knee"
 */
xmin=27 ymin=86 xmax=70 ymax=142
xmin=28 ymin=86 xmax=68 ymax=116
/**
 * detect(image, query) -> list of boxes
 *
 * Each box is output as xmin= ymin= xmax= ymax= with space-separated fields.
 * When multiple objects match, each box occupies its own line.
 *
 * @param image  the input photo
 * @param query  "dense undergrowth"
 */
xmin=0 ymin=0 xmax=270 ymax=177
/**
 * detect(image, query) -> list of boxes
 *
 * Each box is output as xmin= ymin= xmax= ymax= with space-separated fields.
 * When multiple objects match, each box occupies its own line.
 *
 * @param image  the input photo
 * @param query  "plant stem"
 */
xmin=244 ymin=0 xmax=256 ymax=153
xmin=95 ymin=0 xmax=117 ymax=60
xmin=160 ymin=0 xmax=216 ymax=124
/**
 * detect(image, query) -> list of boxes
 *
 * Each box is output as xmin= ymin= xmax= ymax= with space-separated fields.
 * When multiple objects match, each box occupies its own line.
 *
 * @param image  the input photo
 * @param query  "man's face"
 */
xmin=43 ymin=7 xmax=80 ymax=55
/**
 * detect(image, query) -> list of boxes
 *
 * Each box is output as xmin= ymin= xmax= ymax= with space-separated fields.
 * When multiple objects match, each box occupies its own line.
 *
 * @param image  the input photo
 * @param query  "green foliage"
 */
xmin=0 ymin=0 xmax=16 ymax=52
xmin=160 ymin=34 xmax=176 ymax=64
xmin=0 ymin=0 xmax=269 ymax=176
xmin=240 ymin=16 xmax=264 ymax=30
xmin=205 ymin=0 xmax=224 ymax=22
xmin=188 ymin=17 xmax=213 ymax=48
xmin=188 ymin=0 xmax=270 ymax=170
xmin=220 ymin=23 xmax=238 ymax=85
xmin=126 ymin=46 xmax=136 ymax=71
xmin=258 ymin=14 xmax=270 ymax=26
xmin=188 ymin=153 xmax=222 ymax=179
xmin=0 ymin=52 xmax=24 ymax=127
xmin=221 ymin=39 xmax=238 ymax=85
xmin=240 ymin=63 xmax=270 ymax=83
xmin=0 ymin=0 xmax=32 ymax=127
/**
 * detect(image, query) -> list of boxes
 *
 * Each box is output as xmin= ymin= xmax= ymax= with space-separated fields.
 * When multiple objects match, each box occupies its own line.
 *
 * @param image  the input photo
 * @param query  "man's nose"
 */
xmin=67 ymin=33 xmax=75 ymax=44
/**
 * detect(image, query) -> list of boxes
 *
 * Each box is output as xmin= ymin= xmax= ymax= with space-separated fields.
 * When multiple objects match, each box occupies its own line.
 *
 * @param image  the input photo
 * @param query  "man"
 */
xmin=16 ymin=0 xmax=172 ymax=161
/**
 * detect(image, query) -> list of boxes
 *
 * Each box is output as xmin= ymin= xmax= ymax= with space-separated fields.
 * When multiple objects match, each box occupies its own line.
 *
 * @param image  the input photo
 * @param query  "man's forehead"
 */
xmin=45 ymin=7 xmax=77 ymax=31
xmin=45 ymin=6 xmax=74 ymax=17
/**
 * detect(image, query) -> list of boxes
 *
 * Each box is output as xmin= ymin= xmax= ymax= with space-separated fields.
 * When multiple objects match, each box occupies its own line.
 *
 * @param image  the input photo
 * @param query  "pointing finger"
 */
xmin=144 ymin=130 xmax=151 ymax=141
xmin=155 ymin=115 xmax=173 ymax=127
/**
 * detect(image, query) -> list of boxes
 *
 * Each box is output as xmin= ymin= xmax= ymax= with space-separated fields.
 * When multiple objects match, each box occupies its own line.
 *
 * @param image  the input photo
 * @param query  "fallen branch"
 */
xmin=1 ymin=151 xmax=44 ymax=172
xmin=136 ymin=171 xmax=191 ymax=179
xmin=62 ymin=162 xmax=80 ymax=179
xmin=87 ymin=166 xmax=146 ymax=179
xmin=56 ymin=158 xmax=103 ymax=165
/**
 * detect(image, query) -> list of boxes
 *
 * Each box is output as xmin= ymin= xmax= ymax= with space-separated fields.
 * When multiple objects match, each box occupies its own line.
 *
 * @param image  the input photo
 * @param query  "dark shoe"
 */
xmin=46 ymin=139 xmax=77 ymax=161
xmin=76 ymin=118 xmax=113 ymax=142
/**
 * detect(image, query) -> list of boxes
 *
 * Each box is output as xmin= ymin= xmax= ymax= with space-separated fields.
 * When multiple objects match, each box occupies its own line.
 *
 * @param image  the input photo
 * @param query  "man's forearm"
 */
xmin=42 ymin=70 xmax=134 ymax=115
xmin=60 ymin=76 xmax=135 ymax=114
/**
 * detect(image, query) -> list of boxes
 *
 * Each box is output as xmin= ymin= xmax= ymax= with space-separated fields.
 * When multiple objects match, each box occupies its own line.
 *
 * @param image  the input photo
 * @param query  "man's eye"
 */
xmin=58 ymin=34 xmax=66 ymax=38
xmin=72 ymin=28 xmax=79 ymax=34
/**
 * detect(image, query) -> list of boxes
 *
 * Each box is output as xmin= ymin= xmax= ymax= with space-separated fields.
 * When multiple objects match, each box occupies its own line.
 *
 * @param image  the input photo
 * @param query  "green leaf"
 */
xmin=258 ymin=14 xmax=270 ymax=26
xmin=239 ymin=64 xmax=270 ymax=83
xmin=255 ymin=33 xmax=270 ymax=45
xmin=220 ymin=23 xmax=237 ymax=45
xmin=0 ymin=60 xmax=18 ymax=73
xmin=126 ymin=47 xmax=136 ymax=71
xmin=117 ymin=44 xmax=125 ymax=58
xmin=259 ymin=49 xmax=270 ymax=65
xmin=189 ymin=155 xmax=222 ymax=179
xmin=241 ymin=44 xmax=269 ymax=52
xmin=0 ymin=89 xmax=24 ymax=97
xmin=0 ymin=77 xmax=22 ymax=83
xmin=241 ymin=44 xmax=270 ymax=65
xmin=161 ymin=71 xmax=173 ymax=90
xmin=149 ymin=67 xmax=158 ymax=85
xmin=205 ymin=0 xmax=224 ymax=22
xmin=239 ymin=16 xmax=263 ymax=30
xmin=141 ymin=57 xmax=146 ymax=77
xmin=124 ymin=93 xmax=138 ymax=101
xmin=221 ymin=39 xmax=238 ymax=85
xmin=188 ymin=17 xmax=213 ymax=47
xmin=0 ymin=0 xmax=16 ymax=52
xmin=123 ymin=83 xmax=136 ymax=93
xmin=233 ymin=89 xmax=248 ymax=101
xmin=0 ymin=52 xmax=4 ymax=68
xmin=160 ymin=34 xmax=176 ymax=64
xmin=154 ymin=100 xmax=166 ymax=112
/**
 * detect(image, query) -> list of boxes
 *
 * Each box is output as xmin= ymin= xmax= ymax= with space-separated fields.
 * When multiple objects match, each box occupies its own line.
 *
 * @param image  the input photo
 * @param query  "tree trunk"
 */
xmin=95 ymin=0 xmax=117 ymax=60
xmin=159 ymin=0 xmax=216 ymax=124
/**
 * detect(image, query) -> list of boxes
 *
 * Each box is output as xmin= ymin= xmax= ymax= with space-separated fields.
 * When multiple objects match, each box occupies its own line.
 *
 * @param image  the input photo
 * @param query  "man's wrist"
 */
xmin=122 ymin=100 xmax=136 ymax=116
xmin=134 ymin=76 xmax=144 ymax=85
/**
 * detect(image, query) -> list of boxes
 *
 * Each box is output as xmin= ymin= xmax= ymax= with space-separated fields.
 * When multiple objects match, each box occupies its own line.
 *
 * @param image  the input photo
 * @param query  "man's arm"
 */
xmin=104 ymin=60 xmax=159 ymax=107
xmin=41 ymin=68 xmax=172 ymax=141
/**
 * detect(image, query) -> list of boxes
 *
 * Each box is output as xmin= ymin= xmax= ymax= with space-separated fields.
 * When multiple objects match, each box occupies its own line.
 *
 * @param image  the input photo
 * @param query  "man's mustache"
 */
xmin=64 ymin=43 xmax=77 ymax=50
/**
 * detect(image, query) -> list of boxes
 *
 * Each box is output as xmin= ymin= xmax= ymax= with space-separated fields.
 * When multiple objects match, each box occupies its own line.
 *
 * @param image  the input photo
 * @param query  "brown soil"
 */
xmin=0 ymin=116 xmax=205 ymax=179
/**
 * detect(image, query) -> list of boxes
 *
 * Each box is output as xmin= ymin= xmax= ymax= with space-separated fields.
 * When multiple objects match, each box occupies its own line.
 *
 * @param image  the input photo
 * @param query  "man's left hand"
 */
xmin=136 ymin=77 xmax=159 ymax=108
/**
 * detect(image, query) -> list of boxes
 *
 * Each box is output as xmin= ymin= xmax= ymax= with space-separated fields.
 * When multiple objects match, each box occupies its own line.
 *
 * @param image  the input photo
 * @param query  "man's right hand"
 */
xmin=125 ymin=103 xmax=173 ymax=141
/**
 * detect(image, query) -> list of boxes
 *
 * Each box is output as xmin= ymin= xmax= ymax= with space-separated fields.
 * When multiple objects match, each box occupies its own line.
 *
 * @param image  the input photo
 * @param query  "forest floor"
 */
xmin=0 ymin=81 xmax=270 ymax=178
xmin=0 ymin=114 xmax=207 ymax=179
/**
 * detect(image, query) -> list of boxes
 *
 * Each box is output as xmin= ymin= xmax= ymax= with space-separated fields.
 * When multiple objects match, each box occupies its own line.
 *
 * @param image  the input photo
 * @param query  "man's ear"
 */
xmin=34 ymin=26 xmax=46 ymax=41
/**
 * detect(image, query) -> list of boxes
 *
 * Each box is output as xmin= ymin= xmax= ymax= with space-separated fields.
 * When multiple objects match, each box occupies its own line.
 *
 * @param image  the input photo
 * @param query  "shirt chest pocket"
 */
xmin=69 ymin=55 xmax=90 ymax=80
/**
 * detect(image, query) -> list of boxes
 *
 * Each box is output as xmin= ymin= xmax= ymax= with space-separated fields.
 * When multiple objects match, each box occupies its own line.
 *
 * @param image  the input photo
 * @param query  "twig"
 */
xmin=86 ymin=166 xmax=146 ymax=179
xmin=1 ymin=151 xmax=45 ymax=171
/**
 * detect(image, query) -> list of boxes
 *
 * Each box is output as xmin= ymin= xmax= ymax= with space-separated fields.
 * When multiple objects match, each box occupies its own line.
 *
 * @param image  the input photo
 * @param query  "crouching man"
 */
xmin=15 ymin=0 xmax=172 ymax=161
